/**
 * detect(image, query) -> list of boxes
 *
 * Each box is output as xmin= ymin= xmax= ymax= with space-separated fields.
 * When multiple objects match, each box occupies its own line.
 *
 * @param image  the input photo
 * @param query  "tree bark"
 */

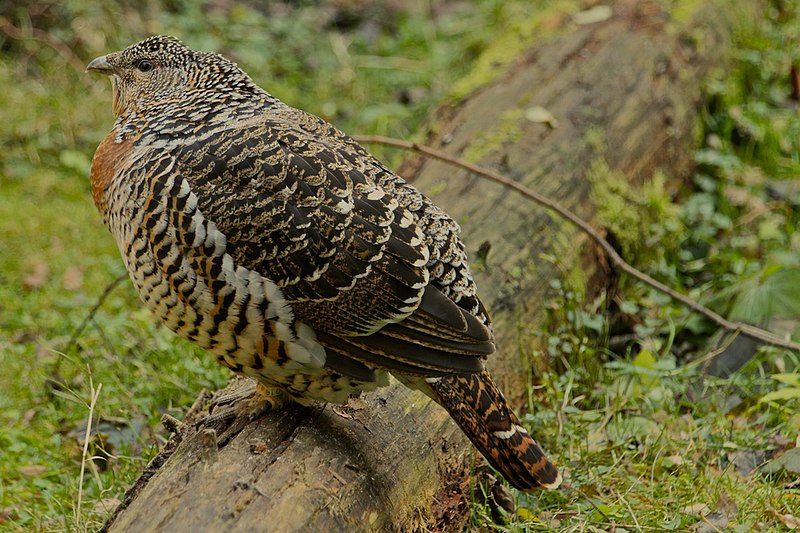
xmin=103 ymin=1 xmax=758 ymax=531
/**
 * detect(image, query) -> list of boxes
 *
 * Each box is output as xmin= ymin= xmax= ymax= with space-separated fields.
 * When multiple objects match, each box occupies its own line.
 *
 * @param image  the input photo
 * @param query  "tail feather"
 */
xmin=426 ymin=370 xmax=561 ymax=491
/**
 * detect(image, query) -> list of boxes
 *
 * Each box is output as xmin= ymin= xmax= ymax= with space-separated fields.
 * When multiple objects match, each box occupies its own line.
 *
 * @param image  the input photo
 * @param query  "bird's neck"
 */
xmin=114 ymin=90 xmax=279 ymax=140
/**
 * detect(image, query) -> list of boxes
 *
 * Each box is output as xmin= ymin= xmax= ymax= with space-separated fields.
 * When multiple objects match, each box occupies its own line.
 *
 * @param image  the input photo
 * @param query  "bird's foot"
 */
xmin=199 ymin=377 xmax=286 ymax=444
xmin=208 ymin=380 xmax=286 ymax=422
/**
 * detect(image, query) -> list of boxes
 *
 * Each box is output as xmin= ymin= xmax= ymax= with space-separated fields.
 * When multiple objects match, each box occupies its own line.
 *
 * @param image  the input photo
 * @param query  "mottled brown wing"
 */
xmin=172 ymin=119 xmax=492 ymax=375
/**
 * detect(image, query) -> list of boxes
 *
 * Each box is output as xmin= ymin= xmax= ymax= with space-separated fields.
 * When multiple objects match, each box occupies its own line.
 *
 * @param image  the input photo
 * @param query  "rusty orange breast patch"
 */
xmin=90 ymin=131 xmax=133 ymax=211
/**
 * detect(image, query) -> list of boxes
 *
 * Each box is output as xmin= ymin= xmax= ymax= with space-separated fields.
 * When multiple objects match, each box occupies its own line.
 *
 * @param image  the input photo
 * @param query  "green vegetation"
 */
xmin=0 ymin=1 xmax=545 ymax=530
xmin=469 ymin=2 xmax=800 ymax=530
xmin=1 ymin=0 xmax=799 ymax=531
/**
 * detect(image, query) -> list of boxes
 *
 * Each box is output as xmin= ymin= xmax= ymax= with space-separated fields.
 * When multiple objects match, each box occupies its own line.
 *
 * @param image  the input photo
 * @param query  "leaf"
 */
xmin=695 ymin=148 xmax=743 ymax=173
xmin=690 ymin=513 xmax=729 ymax=532
xmin=605 ymin=415 xmax=661 ymax=445
xmin=723 ymin=185 xmax=762 ymax=208
xmin=728 ymin=449 xmax=768 ymax=477
xmin=524 ymin=106 xmax=558 ymax=128
xmin=762 ymin=447 xmax=800 ymax=475
xmin=682 ymin=503 xmax=711 ymax=515
xmin=710 ymin=267 xmax=800 ymax=322
xmin=577 ymin=310 xmax=604 ymax=332
xmin=536 ymin=510 xmax=573 ymax=529
xmin=586 ymin=423 xmax=607 ymax=452
xmin=772 ymin=373 xmax=800 ymax=387
xmin=591 ymin=502 xmax=623 ymax=521
xmin=759 ymin=388 xmax=800 ymax=403
xmin=661 ymin=454 xmax=685 ymax=470
xmin=633 ymin=349 xmax=657 ymax=370
xmin=768 ymin=316 xmax=800 ymax=341
xmin=632 ymin=349 xmax=659 ymax=385
xmin=776 ymin=512 xmax=800 ymax=529
xmin=18 ymin=465 xmax=47 ymax=477
xmin=516 ymin=508 xmax=535 ymax=522
xmin=715 ymin=490 xmax=738 ymax=519
xmin=573 ymin=5 xmax=613 ymax=25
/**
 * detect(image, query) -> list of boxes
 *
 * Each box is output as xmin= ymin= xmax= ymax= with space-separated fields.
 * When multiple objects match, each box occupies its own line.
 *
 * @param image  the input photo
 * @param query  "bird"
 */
xmin=87 ymin=35 xmax=561 ymax=491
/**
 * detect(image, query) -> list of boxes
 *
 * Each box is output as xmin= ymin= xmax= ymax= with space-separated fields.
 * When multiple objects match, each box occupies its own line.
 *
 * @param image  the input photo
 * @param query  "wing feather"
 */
xmin=175 ymin=117 xmax=493 ymax=376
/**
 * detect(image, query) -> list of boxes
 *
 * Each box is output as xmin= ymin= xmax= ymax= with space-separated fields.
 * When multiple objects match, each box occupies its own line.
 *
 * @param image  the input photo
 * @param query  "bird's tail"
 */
xmin=425 ymin=370 xmax=561 ymax=491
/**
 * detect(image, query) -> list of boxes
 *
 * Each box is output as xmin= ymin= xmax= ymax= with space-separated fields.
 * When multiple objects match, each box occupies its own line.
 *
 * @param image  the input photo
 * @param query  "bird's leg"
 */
xmin=202 ymin=377 xmax=287 ymax=430
xmin=199 ymin=378 xmax=288 ymax=446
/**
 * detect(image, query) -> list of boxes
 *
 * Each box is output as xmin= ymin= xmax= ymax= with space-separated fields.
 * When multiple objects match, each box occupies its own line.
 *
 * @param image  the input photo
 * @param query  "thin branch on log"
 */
xmin=354 ymin=135 xmax=800 ymax=353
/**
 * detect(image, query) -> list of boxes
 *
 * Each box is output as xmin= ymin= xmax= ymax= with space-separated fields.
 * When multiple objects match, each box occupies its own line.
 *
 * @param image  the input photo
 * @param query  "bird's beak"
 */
xmin=87 ymin=55 xmax=114 ymax=74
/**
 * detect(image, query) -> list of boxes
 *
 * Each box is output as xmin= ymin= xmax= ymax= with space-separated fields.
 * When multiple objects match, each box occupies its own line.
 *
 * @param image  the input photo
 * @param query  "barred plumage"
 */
xmin=87 ymin=35 xmax=561 ymax=491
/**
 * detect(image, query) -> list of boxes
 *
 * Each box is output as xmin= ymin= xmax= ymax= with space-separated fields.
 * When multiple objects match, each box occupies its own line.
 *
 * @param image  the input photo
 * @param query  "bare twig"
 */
xmin=354 ymin=135 xmax=800 ymax=353
xmin=63 ymin=273 xmax=128 ymax=356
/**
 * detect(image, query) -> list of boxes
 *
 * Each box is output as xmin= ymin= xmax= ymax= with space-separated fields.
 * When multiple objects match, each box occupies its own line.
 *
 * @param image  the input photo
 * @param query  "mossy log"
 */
xmin=103 ymin=1 xmax=758 ymax=531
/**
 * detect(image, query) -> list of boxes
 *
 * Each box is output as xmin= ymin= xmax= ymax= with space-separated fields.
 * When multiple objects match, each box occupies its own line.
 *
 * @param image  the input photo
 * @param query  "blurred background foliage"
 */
xmin=0 ymin=0 xmax=517 ymax=175
xmin=2 ymin=0 xmax=800 ymax=530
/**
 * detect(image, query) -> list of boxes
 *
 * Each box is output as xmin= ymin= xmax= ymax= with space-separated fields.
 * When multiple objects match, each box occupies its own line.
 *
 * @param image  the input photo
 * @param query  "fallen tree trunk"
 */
xmin=103 ymin=1 xmax=759 ymax=531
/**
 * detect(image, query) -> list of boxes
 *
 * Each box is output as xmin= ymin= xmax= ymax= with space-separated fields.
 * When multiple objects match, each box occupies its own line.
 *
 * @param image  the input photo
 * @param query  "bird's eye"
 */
xmin=136 ymin=59 xmax=154 ymax=73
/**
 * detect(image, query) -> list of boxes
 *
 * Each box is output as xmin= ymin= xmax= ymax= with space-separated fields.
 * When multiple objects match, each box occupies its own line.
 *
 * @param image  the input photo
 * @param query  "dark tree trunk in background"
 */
xmin=103 ymin=1 xmax=759 ymax=531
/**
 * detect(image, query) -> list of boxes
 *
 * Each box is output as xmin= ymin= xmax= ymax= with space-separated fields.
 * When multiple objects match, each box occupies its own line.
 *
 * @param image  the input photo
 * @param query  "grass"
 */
xmin=470 ymin=2 xmax=800 ymax=530
xmin=0 ymin=1 xmax=547 ymax=530
xmin=1 ymin=0 xmax=799 ymax=531
xmin=474 ymin=289 xmax=800 ymax=530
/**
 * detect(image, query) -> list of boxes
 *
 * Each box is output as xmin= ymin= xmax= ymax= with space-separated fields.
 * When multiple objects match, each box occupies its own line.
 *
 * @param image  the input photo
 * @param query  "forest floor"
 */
xmin=1 ymin=1 xmax=799 ymax=531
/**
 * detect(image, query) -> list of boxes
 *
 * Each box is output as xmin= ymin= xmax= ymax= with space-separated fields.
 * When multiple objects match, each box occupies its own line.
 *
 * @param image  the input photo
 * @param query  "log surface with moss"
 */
xmin=103 ymin=1 xmax=758 ymax=531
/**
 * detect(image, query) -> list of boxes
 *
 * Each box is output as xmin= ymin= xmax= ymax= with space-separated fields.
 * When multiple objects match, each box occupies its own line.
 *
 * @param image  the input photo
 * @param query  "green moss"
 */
xmin=587 ymin=159 xmax=643 ymax=260
xmin=588 ymin=157 xmax=682 ymax=264
xmin=670 ymin=0 xmax=706 ymax=24
xmin=448 ymin=0 xmax=583 ymax=102
xmin=462 ymin=108 xmax=525 ymax=162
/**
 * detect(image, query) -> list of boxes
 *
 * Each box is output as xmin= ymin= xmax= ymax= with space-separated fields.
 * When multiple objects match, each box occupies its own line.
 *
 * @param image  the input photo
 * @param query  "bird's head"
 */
xmin=87 ymin=36 xmax=261 ymax=118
